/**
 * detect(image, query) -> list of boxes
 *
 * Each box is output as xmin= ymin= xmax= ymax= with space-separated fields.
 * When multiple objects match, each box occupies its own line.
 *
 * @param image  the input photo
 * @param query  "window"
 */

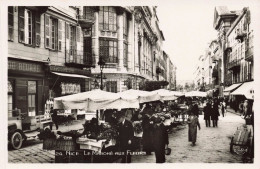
xmin=18 ymin=7 xmax=41 ymax=46
xmin=99 ymin=38 xmax=117 ymax=63
xmin=99 ymin=7 xmax=117 ymax=31
xmin=106 ymin=81 xmax=117 ymax=93
xmin=28 ymin=81 xmax=36 ymax=116
xmin=123 ymin=42 xmax=128 ymax=68
xmin=123 ymin=12 xmax=128 ymax=40
xmin=8 ymin=81 xmax=13 ymax=117
xmin=45 ymin=15 xmax=58 ymax=50
xmin=84 ymin=37 xmax=92 ymax=65
xmin=8 ymin=6 xmax=14 ymax=41
xmin=83 ymin=7 xmax=94 ymax=20
xmin=45 ymin=14 xmax=63 ymax=51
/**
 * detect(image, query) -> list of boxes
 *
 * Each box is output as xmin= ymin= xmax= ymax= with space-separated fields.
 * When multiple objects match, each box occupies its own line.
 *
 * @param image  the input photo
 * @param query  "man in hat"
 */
xmin=117 ymin=111 xmax=134 ymax=163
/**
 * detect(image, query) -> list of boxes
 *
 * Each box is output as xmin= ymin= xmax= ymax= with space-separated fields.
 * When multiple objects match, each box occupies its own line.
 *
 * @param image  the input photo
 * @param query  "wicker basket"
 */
xmin=43 ymin=138 xmax=77 ymax=151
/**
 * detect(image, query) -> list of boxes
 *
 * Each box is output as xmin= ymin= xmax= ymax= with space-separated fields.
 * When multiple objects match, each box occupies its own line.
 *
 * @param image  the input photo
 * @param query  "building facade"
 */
xmin=196 ymin=6 xmax=254 ymax=98
xmin=8 ymin=6 xmax=177 ymax=127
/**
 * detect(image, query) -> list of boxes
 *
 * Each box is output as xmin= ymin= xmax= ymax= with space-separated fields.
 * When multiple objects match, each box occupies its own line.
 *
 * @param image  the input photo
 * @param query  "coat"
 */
xmin=188 ymin=115 xmax=200 ymax=143
xmin=152 ymin=123 xmax=169 ymax=163
xmin=118 ymin=119 xmax=134 ymax=151
xmin=142 ymin=115 xmax=153 ymax=152
xmin=203 ymin=105 xmax=212 ymax=120
xmin=211 ymin=103 xmax=220 ymax=120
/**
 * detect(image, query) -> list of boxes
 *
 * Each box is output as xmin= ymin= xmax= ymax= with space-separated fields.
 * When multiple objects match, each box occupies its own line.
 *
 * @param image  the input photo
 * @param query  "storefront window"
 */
xmin=106 ymin=81 xmax=117 ymax=93
xmin=8 ymin=81 xmax=13 ymax=117
xmin=28 ymin=81 xmax=36 ymax=116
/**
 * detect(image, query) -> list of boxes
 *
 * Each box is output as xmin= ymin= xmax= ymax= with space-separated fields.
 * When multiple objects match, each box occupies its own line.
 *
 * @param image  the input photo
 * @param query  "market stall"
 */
xmin=185 ymin=91 xmax=207 ymax=97
xmin=41 ymin=89 xmax=140 ymax=163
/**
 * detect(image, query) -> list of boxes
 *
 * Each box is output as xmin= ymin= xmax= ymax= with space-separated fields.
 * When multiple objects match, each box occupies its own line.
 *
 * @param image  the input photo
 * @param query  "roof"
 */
xmin=215 ymin=6 xmax=230 ymax=15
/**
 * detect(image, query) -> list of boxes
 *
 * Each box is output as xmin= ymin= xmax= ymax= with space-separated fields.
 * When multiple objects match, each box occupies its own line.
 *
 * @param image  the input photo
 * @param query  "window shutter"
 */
xmin=76 ymin=26 xmax=83 ymax=64
xmin=35 ymin=11 xmax=41 ymax=47
xmin=44 ymin=14 xmax=50 ymax=48
xmin=65 ymin=22 xmax=70 ymax=61
xmin=18 ymin=7 xmax=25 ymax=43
xmin=58 ymin=19 xmax=62 ymax=51
xmin=8 ymin=6 xmax=14 ymax=41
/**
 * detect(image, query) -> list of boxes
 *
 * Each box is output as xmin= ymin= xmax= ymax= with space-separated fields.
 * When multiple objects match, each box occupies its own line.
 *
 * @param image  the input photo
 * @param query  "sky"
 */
xmin=156 ymin=0 xmax=258 ymax=84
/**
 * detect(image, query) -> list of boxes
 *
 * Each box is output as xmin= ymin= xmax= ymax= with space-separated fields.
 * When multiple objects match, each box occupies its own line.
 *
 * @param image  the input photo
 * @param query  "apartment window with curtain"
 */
xmin=8 ymin=6 xmax=14 ymax=41
xmin=99 ymin=7 xmax=117 ymax=31
xmin=18 ymin=7 xmax=41 ymax=46
xmin=99 ymin=38 xmax=117 ymax=63
xmin=28 ymin=81 xmax=37 ymax=117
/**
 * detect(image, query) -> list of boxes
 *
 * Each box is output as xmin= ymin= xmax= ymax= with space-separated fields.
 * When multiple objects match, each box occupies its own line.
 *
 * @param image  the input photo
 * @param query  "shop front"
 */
xmin=8 ymin=58 xmax=49 ymax=130
xmin=46 ymin=65 xmax=92 ymax=119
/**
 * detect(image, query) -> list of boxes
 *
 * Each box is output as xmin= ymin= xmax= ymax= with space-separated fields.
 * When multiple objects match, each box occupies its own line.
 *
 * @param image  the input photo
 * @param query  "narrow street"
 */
xmin=8 ymin=111 xmax=245 ymax=163
xmin=132 ymin=111 xmax=245 ymax=163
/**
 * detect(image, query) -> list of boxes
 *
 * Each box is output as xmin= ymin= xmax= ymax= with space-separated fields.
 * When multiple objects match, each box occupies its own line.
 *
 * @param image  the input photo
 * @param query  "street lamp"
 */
xmin=98 ymin=57 xmax=106 ymax=90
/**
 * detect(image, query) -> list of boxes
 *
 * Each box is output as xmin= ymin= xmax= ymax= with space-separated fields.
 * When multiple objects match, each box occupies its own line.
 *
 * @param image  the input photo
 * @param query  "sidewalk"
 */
xmin=226 ymin=106 xmax=242 ymax=116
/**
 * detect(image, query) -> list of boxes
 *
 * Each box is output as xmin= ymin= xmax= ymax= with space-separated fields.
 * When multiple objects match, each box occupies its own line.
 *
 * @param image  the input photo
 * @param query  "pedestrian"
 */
xmin=203 ymin=102 xmax=212 ymax=127
xmin=187 ymin=111 xmax=201 ymax=146
xmin=191 ymin=102 xmax=199 ymax=117
xmin=50 ymin=107 xmax=59 ymax=130
xmin=141 ymin=114 xmax=153 ymax=155
xmin=222 ymin=100 xmax=226 ymax=115
xmin=211 ymin=100 xmax=220 ymax=127
xmin=151 ymin=116 xmax=169 ymax=163
xmin=117 ymin=112 xmax=134 ymax=163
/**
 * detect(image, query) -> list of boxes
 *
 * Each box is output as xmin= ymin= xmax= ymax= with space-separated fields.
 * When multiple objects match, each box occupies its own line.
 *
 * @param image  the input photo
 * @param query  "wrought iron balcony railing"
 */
xmin=227 ymin=59 xmax=241 ymax=70
xmin=65 ymin=49 xmax=94 ymax=67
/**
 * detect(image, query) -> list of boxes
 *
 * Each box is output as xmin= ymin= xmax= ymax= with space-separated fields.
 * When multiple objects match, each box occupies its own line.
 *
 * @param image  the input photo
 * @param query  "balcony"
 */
xmin=65 ymin=50 xmax=93 ymax=68
xmin=235 ymin=30 xmax=247 ymax=43
xmin=78 ymin=14 xmax=95 ymax=28
xmin=227 ymin=59 xmax=241 ymax=70
xmin=225 ymin=42 xmax=232 ymax=53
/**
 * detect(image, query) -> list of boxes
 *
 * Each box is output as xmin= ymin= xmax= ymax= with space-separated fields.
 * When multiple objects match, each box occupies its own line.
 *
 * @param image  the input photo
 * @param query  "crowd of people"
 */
xmin=48 ymin=95 xmax=254 ymax=163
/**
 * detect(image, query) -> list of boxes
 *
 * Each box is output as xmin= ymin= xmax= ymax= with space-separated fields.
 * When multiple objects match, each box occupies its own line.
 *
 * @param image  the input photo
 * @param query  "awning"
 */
xmin=52 ymin=72 xmax=91 ymax=79
xmin=231 ymin=81 xmax=254 ymax=100
xmin=224 ymin=83 xmax=242 ymax=92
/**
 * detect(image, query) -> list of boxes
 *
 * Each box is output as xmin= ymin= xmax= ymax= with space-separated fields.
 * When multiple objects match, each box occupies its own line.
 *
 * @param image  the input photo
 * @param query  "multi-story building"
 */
xmin=193 ymin=55 xmax=204 ymax=90
xmin=8 ymin=6 xmax=176 ymax=125
xmin=212 ymin=6 xmax=253 ymax=98
xmin=8 ymin=6 xmax=92 ymax=129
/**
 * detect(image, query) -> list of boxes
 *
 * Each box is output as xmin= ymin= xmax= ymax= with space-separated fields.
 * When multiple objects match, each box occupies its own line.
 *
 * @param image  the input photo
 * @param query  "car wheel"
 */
xmin=11 ymin=132 xmax=23 ymax=150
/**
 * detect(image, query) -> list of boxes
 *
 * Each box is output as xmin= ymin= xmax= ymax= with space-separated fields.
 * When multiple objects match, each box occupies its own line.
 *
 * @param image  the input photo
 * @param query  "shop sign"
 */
xmin=8 ymin=60 xmax=42 ymax=72
xmin=49 ymin=65 xmax=90 ymax=76
xmin=61 ymin=83 xmax=81 ymax=95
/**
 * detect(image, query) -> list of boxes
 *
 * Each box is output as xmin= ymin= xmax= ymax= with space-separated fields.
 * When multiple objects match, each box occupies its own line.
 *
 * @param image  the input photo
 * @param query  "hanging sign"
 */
xmin=61 ymin=82 xmax=81 ymax=95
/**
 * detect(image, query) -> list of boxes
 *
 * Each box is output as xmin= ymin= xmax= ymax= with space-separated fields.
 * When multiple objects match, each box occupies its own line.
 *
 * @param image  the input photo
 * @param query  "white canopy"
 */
xmin=151 ymin=89 xmax=178 ymax=101
xmin=118 ymin=89 xmax=161 ymax=103
xmin=185 ymin=91 xmax=207 ymax=97
xmin=54 ymin=89 xmax=139 ymax=111
xmin=231 ymin=81 xmax=254 ymax=100
xmin=223 ymin=83 xmax=242 ymax=96
xmin=52 ymin=72 xmax=91 ymax=79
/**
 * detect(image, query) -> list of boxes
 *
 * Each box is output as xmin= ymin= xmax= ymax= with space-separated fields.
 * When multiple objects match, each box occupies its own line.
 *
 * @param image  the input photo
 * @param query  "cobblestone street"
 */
xmin=8 ymin=111 xmax=245 ymax=163
xmin=132 ymin=111 xmax=245 ymax=163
